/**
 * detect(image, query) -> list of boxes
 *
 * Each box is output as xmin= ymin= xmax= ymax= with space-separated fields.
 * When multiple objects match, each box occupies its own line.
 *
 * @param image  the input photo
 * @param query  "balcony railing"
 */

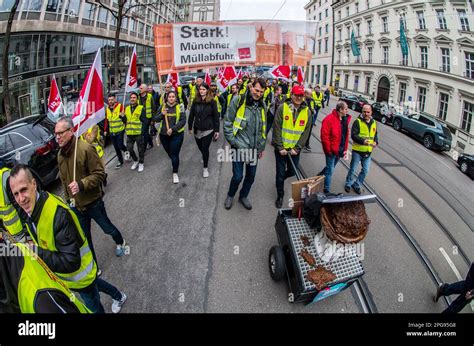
xmin=418 ymin=62 xmax=428 ymax=69
xmin=439 ymin=66 xmax=450 ymax=73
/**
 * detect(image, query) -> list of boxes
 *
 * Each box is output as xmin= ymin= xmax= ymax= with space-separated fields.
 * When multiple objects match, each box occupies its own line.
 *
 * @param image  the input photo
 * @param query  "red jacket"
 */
xmin=320 ymin=109 xmax=351 ymax=156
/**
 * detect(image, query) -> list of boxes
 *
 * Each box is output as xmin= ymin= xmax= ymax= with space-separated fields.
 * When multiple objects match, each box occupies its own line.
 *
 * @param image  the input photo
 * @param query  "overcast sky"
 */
xmin=220 ymin=0 xmax=308 ymax=21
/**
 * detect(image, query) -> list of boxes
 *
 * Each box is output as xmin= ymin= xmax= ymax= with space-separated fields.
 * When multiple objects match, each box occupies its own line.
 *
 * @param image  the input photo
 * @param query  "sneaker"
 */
xmin=173 ymin=173 xmax=179 ymax=184
xmin=434 ymin=283 xmax=447 ymax=303
xmin=111 ymin=292 xmax=127 ymax=313
xmin=344 ymin=185 xmax=351 ymax=193
xmin=131 ymin=161 xmax=139 ymax=170
xmin=124 ymin=151 xmax=131 ymax=161
xmin=238 ymin=197 xmax=252 ymax=210
xmin=323 ymin=188 xmax=330 ymax=194
xmin=138 ymin=163 xmax=144 ymax=172
xmin=116 ymin=240 xmax=127 ymax=257
xmin=203 ymin=168 xmax=209 ymax=178
xmin=97 ymin=268 xmax=102 ymax=277
xmin=303 ymin=146 xmax=311 ymax=152
xmin=115 ymin=163 xmax=123 ymax=170
xmin=224 ymin=196 xmax=233 ymax=210
xmin=146 ymin=144 xmax=154 ymax=150
xmin=353 ymin=186 xmax=362 ymax=195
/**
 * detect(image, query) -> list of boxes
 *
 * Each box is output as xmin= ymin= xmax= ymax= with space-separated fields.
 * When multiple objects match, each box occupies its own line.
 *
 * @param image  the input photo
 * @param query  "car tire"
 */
xmin=269 ymin=245 xmax=286 ymax=281
xmin=393 ymin=119 xmax=402 ymax=131
xmin=423 ymin=134 xmax=434 ymax=150
xmin=460 ymin=161 xmax=468 ymax=174
xmin=381 ymin=116 xmax=387 ymax=124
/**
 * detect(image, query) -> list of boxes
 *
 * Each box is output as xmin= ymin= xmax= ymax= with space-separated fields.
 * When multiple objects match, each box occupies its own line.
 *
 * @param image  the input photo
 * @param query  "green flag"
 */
xmin=351 ymin=31 xmax=360 ymax=57
xmin=400 ymin=19 xmax=408 ymax=57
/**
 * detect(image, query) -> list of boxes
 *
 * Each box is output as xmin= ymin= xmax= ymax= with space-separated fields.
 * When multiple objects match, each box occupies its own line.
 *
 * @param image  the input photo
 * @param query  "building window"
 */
xmin=367 ymin=47 xmax=373 ymax=63
xmin=367 ymin=20 xmax=372 ymax=35
xmin=25 ymin=0 xmax=42 ymax=11
xmin=346 ymin=49 xmax=350 ymax=63
xmin=46 ymin=0 xmax=64 ymax=13
xmin=417 ymin=86 xmax=427 ymax=112
xmin=337 ymin=50 xmax=342 ymax=63
xmin=400 ymin=13 xmax=407 ymax=30
xmin=466 ymin=52 xmax=474 ymax=79
xmin=354 ymin=74 xmax=359 ymax=91
xmin=317 ymin=65 xmax=321 ymax=84
xmin=461 ymin=101 xmax=473 ymax=132
xmin=98 ymin=7 xmax=108 ymax=23
xmin=83 ymin=3 xmax=96 ymax=22
xmin=346 ymin=26 xmax=350 ymax=39
xmin=365 ymin=76 xmax=371 ymax=94
xmin=325 ymin=8 xmax=329 ymax=17
xmin=366 ymin=0 xmax=370 ymax=9
xmin=338 ymin=10 xmax=341 ymax=20
xmin=323 ymin=65 xmax=328 ymax=85
xmin=346 ymin=6 xmax=349 ymax=17
xmin=344 ymin=74 xmax=349 ymax=89
xmin=420 ymin=46 xmax=428 ymax=68
xmin=324 ymin=38 xmax=328 ymax=53
xmin=441 ymin=48 xmax=450 ymax=73
xmin=338 ymin=28 xmax=342 ymax=41
xmin=356 ymin=23 xmax=360 ymax=37
xmin=399 ymin=82 xmax=407 ymax=104
xmin=382 ymin=16 xmax=388 ymax=33
xmin=436 ymin=9 xmax=447 ymax=30
xmin=383 ymin=46 xmax=389 ymax=64
xmin=416 ymin=11 xmax=426 ymax=30
xmin=319 ymin=27 xmax=322 ymax=36
xmin=355 ymin=2 xmax=359 ymax=13
xmin=401 ymin=54 xmax=408 ymax=66
xmin=458 ymin=10 xmax=470 ymax=31
xmin=318 ymin=40 xmax=322 ymax=54
xmin=311 ymin=65 xmax=315 ymax=83
xmin=325 ymin=24 xmax=329 ymax=34
xmin=438 ymin=93 xmax=449 ymax=121
xmin=319 ymin=12 xmax=322 ymax=21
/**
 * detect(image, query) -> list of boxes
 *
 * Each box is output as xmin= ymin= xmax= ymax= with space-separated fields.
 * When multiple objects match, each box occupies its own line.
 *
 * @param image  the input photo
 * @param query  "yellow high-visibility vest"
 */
xmin=312 ymin=91 xmax=323 ymax=107
xmin=138 ymin=93 xmax=153 ymax=119
xmin=0 ymin=167 xmax=22 ymax=235
xmin=106 ymin=104 xmax=125 ymax=134
xmin=232 ymin=97 xmax=266 ymax=139
xmin=125 ymin=105 xmax=144 ymax=136
xmin=352 ymin=118 xmax=377 ymax=153
xmin=159 ymin=104 xmax=184 ymax=133
xmin=281 ymin=102 xmax=309 ymax=149
xmin=214 ymin=95 xmax=222 ymax=114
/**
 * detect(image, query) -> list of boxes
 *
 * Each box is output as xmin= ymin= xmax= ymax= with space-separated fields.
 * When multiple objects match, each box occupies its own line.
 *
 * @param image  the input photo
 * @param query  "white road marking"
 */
xmin=439 ymin=247 xmax=474 ymax=311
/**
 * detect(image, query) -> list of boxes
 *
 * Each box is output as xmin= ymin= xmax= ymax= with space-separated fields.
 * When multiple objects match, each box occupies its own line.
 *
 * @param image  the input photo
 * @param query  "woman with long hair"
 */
xmin=188 ymin=83 xmax=220 ymax=178
xmin=156 ymin=90 xmax=186 ymax=183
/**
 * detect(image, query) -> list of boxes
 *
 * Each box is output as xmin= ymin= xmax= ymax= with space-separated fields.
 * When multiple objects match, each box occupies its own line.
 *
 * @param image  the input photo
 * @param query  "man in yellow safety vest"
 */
xmin=311 ymin=85 xmax=325 ymax=124
xmin=125 ymin=92 xmax=146 ymax=172
xmin=105 ymin=94 xmax=129 ymax=170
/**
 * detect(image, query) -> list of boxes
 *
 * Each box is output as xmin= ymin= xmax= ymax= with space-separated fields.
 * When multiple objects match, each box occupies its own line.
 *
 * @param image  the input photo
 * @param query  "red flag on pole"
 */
xmin=125 ymin=46 xmax=137 ymax=92
xmin=269 ymin=65 xmax=291 ymax=81
xmin=297 ymin=67 xmax=304 ymax=85
xmin=217 ymin=66 xmax=237 ymax=92
xmin=204 ymin=70 xmax=211 ymax=85
xmin=47 ymin=74 xmax=64 ymax=120
xmin=72 ymin=49 xmax=105 ymax=137
xmin=236 ymin=68 xmax=243 ymax=81
xmin=166 ymin=72 xmax=180 ymax=89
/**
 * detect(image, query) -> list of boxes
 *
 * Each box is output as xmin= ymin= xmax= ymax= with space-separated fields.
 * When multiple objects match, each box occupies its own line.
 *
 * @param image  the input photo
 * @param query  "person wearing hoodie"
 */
xmin=188 ymin=83 xmax=220 ymax=178
xmin=155 ymin=90 xmax=187 ymax=184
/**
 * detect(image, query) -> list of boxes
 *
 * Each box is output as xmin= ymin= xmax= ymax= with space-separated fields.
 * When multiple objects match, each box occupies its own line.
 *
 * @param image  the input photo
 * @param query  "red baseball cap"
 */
xmin=291 ymin=85 xmax=305 ymax=96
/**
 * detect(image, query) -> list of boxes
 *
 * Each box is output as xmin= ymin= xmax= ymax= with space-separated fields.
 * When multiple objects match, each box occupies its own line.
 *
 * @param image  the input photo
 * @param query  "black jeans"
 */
xmin=160 ymin=132 xmax=184 ymax=173
xmin=142 ymin=119 xmax=154 ymax=148
xmin=72 ymin=199 xmax=124 ymax=266
xmin=274 ymin=150 xmax=300 ymax=198
xmin=266 ymin=111 xmax=275 ymax=136
xmin=111 ymin=131 xmax=127 ymax=164
xmin=440 ymin=280 xmax=473 ymax=313
xmin=76 ymin=278 xmax=122 ymax=313
xmin=126 ymin=134 xmax=145 ymax=164
xmin=195 ymin=132 xmax=214 ymax=168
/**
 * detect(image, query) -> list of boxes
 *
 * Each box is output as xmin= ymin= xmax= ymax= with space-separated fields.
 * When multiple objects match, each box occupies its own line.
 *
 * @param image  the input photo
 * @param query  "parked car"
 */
xmin=371 ymin=101 xmax=395 ymax=124
xmin=339 ymin=94 xmax=369 ymax=112
xmin=0 ymin=115 xmax=59 ymax=188
xmin=457 ymin=153 xmax=474 ymax=178
xmin=392 ymin=112 xmax=452 ymax=151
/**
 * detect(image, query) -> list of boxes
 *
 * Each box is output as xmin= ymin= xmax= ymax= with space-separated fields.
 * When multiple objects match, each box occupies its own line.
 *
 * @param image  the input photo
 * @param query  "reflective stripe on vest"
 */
xmin=159 ymin=104 xmax=184 ymax=133
xmin=352 ymin=118 xmax=377 ymax=153
xmin=190 ymin=84 xmax=196 ymax=103
xmin=28 ymin=193 xmax=97 ymax=290
xmin=227 ymin=94 xmax=234 ymax=107
xmin=106 ymin=104 xmax=125 ymax=134
xmin=0 ymin=168 xmax=22 ymax=235
xmin=138 ymin=93 xmax=153 ymax=119
xmin=232 ymin=98 xmax=266 ymax=139
xmin=91 ymin=143 xmax=104 ymax=158
xmin=281 ymin=103 xmax=309 ymax=149
xmin=214 ymin=96 xmax=222 ymax=114
xmin=312 ymin=91 xmax=323 ymax=107
xmin=125 ymin=105 xmax=144 ymax=136
xmin=16 ymin=242 xmax=90 ymax=313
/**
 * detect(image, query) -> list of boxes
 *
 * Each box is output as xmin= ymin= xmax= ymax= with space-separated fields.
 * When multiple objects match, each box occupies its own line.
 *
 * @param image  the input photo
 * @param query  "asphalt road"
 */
xmin=49 ymin=97 xmax=472 ymax=313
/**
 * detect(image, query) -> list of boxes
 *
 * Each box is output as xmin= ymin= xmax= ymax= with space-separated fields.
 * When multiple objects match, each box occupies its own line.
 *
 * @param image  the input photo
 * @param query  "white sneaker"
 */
xmin=111 ymin=292 xmax=127 ymax=313
xmin=203 ymin=168 xmax=209 ymax=178
xmin=131 ymin=161 xmax=138 ymax=170
xmin=138 ymin=163 xmax=144 ymax=172
xmin=173 ymin=173 xmax=179 ymax=184
xmin=124 ymin=151 xmax=131 ymax=161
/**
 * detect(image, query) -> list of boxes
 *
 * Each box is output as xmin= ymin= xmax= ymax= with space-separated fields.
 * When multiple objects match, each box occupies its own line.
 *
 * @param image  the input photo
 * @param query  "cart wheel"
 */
xmin=269 ymin=246 xmax=285 ymax=281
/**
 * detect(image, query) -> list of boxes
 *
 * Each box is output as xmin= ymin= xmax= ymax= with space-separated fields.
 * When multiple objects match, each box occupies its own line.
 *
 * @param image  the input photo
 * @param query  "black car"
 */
xmin=0 ymin=115 xmax=59 ymax=188
xmin=371 ymin=102 xmax=395 ymax=124
xmin=339 ymin=94 xmax=369 ymax=112
xmin=457 ymin=153 xmax=474 ymax=179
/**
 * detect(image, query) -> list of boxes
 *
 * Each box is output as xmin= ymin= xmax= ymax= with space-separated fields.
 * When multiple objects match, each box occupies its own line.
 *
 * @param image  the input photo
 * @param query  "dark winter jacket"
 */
xmin=188 ymin=98 xmax=219 ymax=133
xmin=155 ymin=103 xmax=187 ymax=136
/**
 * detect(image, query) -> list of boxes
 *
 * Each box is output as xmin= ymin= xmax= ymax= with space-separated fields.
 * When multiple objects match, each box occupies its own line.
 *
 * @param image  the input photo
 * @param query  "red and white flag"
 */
xmin=47 ymin=74 xmax=63 ymax=119
xmin=72 ymin=49 xmax=105 ymax=137
xmin=204 ymin=70 xmax=212 ymax=85
xmin=166 ymin=72 xmax=180 ymax=89
xmin=125 ymin=45 xmax=137 ymax=92
xmin=269 ymin=65 xmax=291 ymax=81
xmin=297 ymin=66 xmax=304 ymax=85
xmin=217 ymin=66 xmax=237 ymax=92
xmin=236 ymin=68 xmax=243 ymax=81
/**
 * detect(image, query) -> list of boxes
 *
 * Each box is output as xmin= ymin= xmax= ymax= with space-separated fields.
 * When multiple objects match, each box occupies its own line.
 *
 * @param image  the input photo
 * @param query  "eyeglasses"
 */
xmin=55 ymin=128 xmax=71 ymax=137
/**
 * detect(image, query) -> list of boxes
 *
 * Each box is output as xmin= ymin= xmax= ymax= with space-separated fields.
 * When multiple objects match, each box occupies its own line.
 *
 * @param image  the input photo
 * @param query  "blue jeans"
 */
xmin=440 ymin=281 xmax=473 ymax=314
xmin=72 ymin=199 xmax=124 ymax=267
xmin=318 ymin=154 xmax=340 ymax=192
xmin=275 ymin=150 xmax=300 ymax=198
xmin=313 ymin=106 xmax=321 ymax=125
xmin=111 ymin=131 xmax=127 ymax=164
xmin=76 ymin=280 xmax=105 ymax=313
xmin=97 ymin=277 xmax=122 ymax=301
xmin=227 ymin=159 xmax=258 ymax=199
xmin=345 ymin=151 xmax=371 ymax=190
xmin=160 ymin=132 xmax=184 ymax=173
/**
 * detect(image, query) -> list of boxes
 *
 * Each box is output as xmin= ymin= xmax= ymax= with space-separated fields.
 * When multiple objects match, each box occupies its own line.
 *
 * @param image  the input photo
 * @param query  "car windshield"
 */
xmin=358 ymin=97 xmax=368 ymax=103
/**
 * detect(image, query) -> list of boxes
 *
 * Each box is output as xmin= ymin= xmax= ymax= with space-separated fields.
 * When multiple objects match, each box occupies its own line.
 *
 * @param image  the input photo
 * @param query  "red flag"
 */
xmin=236 ymin=68 xmax=243 ymax=81
xmin=204 ymin=70 xmax=211 ymax=86
xmin=166 ymin=72 xmax=180 ymax=88
xmin=297 ymin=67 xmax=304 ymax=85
xmin=125 ymin=46 xmax=137 ymax=92
xmin=72 ymin=49 xmax=105 ymax=137
xmin=217 ymin=66 xmax=237 ymax=92
xmin=269 ymin=65 xmax=291 ymax=81
xmin=47 ymin=74 xmax=63 ymax=119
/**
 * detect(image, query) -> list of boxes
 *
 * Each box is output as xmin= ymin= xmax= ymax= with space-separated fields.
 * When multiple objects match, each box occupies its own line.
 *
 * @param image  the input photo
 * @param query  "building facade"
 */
xmin=189 ymin=0 xmax=220 ymax=21
xmin=305 ymin=0 xmax=333 ymax=87
xmin=0 ymin=0 xmax=189 ymax=121
xmin=332 ymin=0 xmax=474 ymax=155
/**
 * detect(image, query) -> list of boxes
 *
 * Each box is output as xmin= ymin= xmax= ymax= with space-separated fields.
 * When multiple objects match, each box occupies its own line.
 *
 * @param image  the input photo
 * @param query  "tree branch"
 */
xmin=96 ymin=0 xmax=119 ymax=19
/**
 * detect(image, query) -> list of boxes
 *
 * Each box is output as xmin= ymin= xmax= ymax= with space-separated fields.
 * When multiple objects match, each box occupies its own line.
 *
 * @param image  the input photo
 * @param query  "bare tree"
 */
xmin=2 ymin=0 xmax=20 ymax=123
